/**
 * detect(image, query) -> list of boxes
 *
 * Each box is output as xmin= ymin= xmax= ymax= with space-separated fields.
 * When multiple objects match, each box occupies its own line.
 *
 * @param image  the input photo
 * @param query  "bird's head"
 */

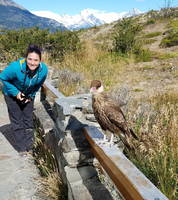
xmin=90 ymin=80 xmax=104 ymax=94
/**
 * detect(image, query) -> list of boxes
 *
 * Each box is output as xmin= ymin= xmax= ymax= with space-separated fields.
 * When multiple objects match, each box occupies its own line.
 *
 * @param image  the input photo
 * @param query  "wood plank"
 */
xmin=83 ymin=126 xmax=169 ymax=200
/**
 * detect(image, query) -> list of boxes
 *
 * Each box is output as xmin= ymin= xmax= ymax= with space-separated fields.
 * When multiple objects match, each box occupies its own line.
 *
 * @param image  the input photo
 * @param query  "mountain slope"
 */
xmin=0 ymin=0 xmax=67 ymax=31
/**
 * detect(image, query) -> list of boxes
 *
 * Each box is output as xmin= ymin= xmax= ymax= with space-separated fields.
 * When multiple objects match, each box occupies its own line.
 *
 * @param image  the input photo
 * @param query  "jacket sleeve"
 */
xmin=0 ymin=64 xmax=20 ymax=97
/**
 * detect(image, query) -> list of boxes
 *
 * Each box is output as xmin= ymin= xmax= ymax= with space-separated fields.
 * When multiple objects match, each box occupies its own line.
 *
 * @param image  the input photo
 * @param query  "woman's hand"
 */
xmin=16 ymin=92 xmax=31 ymax=104
xmin=16 ymin=92 xmax=23 ymax=101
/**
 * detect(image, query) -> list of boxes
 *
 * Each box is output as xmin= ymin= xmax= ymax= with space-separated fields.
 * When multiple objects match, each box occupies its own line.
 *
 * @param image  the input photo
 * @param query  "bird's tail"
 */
xmin=129 ymin=128 xmax=138 ymax=140
xmin=119 ymin=134 xmax=134 ymax=150
xmin=121 ymin=128 xmax=138 ymax=150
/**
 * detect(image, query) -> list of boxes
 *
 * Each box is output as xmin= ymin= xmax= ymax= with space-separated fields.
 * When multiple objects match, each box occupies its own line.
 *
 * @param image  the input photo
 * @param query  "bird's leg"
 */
xmin=103 ymin=134 xmax=107 ymax=142
xmin=109 ymin=133 xmax=114 ymax=147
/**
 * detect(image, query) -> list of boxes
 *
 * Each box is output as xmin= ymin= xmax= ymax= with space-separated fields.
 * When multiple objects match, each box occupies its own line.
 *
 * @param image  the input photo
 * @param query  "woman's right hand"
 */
xmin=16 ymin=92 xmax=31 ymax=104
xmin=16 ymin=92 xmax=24 ymax=101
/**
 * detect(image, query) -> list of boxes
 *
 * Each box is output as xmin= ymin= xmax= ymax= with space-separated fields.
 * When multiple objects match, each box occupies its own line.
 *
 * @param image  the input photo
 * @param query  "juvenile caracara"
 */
xmin=90 ymin=80 xmax=137 ymax=149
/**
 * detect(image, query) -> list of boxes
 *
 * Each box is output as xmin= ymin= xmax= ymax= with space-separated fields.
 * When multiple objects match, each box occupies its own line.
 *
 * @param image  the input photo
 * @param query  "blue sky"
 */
xmin=14 ymin=0 xmax=178 ymax=15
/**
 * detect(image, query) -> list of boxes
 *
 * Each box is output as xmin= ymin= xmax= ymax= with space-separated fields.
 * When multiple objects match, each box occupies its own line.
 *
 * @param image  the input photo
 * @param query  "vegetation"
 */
xmin=0 ymin=27 xmax=81 ymax=63
xmin=126 ymin=93 xmax=178 ymax=200
xmin=33 ymin=126 xmax=67 ymax=200
xmin=113 ymin=18 xmax=142 ymax=55
xmin=144 ymin=31 xmax=162 ymax=38
xmin=160 ymin=19 xmax=178 ymax=47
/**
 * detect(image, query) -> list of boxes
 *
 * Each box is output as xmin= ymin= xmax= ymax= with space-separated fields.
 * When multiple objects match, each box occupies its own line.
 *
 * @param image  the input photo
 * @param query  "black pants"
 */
xmin=4 ymin=95 xmax=34 ymax=152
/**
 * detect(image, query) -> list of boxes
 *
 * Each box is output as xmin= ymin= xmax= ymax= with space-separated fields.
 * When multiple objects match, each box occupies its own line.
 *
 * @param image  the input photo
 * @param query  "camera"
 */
xmin=21 ymin=93 xmax=30 ymax=105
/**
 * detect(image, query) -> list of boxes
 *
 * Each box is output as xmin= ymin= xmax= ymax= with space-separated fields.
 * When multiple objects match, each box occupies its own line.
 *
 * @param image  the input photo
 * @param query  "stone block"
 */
xmin=65 ymin=166 xmax=113 ymax=200
xmin=63 ymin=150 xmax=94 ymax=167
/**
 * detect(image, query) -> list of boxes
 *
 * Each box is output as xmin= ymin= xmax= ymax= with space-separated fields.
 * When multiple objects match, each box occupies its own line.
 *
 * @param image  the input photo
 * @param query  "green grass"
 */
xmin=160 ymin=19 xmax=178 ymax=47
xmin=132 ymin=88 xmax=144 ymax=92
xmin=143 ymin=38 xmax=157 ymax=45
xmin=144 ymin=32 xmax=162 ymax=38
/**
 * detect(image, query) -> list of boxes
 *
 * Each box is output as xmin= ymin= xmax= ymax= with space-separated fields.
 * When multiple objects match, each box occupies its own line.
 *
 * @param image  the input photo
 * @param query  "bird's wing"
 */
xmin=104 ymin=104 xmax=128 ymax=131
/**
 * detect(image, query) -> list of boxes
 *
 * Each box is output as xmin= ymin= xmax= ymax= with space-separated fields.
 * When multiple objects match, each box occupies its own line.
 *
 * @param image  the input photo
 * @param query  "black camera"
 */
xmin=21 ymin=93 xmax=30 ymax=105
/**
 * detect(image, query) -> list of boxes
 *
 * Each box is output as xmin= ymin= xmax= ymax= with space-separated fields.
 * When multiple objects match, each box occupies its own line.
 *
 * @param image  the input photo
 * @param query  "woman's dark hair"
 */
xmin=25 ymin=44 xmax=42 ymax=60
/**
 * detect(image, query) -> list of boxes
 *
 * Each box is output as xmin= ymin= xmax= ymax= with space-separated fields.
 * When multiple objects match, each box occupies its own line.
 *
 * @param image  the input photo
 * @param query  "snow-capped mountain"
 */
xmin=0 ymin=0 xmax=67 ymax=31
xmin=32 ymin=8 xmax=143 ymax=30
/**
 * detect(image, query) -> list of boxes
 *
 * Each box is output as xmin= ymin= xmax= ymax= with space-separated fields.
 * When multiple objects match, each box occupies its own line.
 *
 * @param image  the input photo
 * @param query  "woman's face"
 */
xmin=26 ymin=52 xmax=41 ymax=71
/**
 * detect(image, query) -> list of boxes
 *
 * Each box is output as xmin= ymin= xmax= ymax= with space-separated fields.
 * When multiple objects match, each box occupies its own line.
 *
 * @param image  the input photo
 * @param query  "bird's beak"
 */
xmin=90 ymin=87 xmax=96 ymax=93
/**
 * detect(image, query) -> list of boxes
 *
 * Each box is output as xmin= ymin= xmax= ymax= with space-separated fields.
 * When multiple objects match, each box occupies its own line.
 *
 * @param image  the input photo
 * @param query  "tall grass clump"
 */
xmin=127 ymin=93 xmax=178 ymax=200
xmin=33 ymin=121 xmax=67 ymax=200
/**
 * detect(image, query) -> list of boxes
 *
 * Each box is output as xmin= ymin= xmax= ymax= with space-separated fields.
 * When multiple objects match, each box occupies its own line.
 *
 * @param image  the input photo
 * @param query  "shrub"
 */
xmin=160 ymin=19 xmax=178 ymax=47
xmin=0 ymin=27 xmax=49 ymax=62
xmin=113 ymin=18 xmax=142 ymax=55
xmin=0 ymin=28 xmax=81 ymax=63
xmin=46 ymin=30 xmax=81 ymax=62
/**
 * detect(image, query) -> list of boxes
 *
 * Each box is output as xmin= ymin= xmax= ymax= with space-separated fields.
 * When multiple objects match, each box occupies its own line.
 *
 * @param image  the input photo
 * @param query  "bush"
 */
xmin=0 ymin=27 xmax=49 ymax=62
xmin=0 ymin=27 xmax=81 ymax=63
xmin=46 ymin=30 xmax=81 ymax=62
xmin=160 ymin=19 xmax=178 ymax=47
xmin=113 ymin=18 xmax=142 ymax=55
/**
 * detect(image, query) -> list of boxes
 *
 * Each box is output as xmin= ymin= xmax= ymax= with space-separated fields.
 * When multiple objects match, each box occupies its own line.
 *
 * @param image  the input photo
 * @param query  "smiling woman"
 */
xmin=0 ymin=44 xmax=48 ymax=153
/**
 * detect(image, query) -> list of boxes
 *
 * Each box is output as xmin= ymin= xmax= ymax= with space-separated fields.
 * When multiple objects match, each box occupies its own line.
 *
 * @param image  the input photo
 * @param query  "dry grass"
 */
xmin=126 ymin=93 xmax=178 ymax=200
xmin=46 ymin=40 xmax=133 ymax=95
xmin=39 ymin=173 xmax=67 ymax=200
xmin=33 ymin=129 xmax=67 ymax=200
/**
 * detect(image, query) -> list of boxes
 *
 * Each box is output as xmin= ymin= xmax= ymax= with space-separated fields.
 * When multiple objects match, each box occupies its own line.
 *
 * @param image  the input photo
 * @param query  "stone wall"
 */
xmin=33 ymin=92 xmax=119 ymax=200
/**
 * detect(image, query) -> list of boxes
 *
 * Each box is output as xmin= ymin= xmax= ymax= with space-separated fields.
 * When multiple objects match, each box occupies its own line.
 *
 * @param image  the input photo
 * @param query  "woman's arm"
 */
xmin=0 ymin=64 xmax=20 ymax=96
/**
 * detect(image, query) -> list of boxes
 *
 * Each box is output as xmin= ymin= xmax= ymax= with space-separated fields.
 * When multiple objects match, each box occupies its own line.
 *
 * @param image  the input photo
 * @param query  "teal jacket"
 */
xmin=0 ymin=58 xmax=48 ymax=99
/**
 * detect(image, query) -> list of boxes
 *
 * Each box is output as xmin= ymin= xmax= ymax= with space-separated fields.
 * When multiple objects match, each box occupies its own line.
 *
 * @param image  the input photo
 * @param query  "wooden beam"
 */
xmin=83 ymin=126 xmax=169 ymax=200
xmin=83 ymin=127 xmax=143 ymax=200
xmin=41 ymin=80 xmax=65 ymax=101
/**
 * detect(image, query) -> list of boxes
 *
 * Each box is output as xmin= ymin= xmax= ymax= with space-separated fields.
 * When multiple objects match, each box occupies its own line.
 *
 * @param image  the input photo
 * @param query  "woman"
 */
xmin=0 ymin=44 xmax=48 ymax=153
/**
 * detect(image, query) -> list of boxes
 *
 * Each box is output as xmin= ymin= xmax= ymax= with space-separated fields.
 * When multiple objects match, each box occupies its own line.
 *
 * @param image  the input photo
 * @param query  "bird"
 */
xmin=90 ymin=80 xmax=138 ymax=149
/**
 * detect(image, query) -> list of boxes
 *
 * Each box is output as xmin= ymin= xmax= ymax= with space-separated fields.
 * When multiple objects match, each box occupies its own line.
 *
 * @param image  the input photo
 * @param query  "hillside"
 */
xmin=77 ymin=8 xmax=178 ymax=102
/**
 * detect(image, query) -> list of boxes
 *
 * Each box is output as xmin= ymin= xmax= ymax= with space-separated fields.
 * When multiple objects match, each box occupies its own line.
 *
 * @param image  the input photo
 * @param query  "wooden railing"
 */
xmin=41 ymin=80 xmax=169 ymax=200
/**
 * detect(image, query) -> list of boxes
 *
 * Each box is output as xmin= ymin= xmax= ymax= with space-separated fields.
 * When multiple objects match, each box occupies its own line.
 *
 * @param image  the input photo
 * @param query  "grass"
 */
xmin=143 ymin=38 xmax=157 ymax=45
xmin=160 ymin=19 xmax=178 ymax=47
xmin=132 ymin=88 xmax=144 ymax=92
xmin=137 ymin=65 xmax=155 ymax=71
xmin=158 ymin=52 xmax=178 ymax=60
xmin=33 ymin=128 xmax=67 ymax=200
xmin=144 ymin=31 xmax=162 ymax=38
xmin=46 ymin=40 xmax=130 ymax=95
xmin=126 ymin=93 xmax=178 ymax=200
